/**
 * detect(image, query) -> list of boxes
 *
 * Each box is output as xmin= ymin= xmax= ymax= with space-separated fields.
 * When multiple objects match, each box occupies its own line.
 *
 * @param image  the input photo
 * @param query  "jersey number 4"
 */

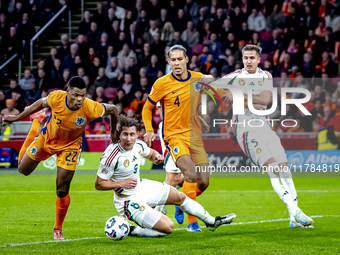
xmin=174 ymin=96 xmax=180 ymax=107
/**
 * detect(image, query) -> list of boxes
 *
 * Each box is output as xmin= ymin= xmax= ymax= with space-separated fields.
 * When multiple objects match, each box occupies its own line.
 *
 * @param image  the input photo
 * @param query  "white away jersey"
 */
xmin=97 ymin=140 xmax=151 ymax=196
xmin=223 ymin=68 xmax=274 ymax=134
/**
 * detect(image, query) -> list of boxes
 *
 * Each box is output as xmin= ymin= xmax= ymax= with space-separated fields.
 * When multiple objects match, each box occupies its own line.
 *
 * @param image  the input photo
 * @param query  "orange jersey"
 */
xmin=147 ymin=71 xmax=227 ymax=142
xmin=44 ymin=90 xmax=106 ymax=150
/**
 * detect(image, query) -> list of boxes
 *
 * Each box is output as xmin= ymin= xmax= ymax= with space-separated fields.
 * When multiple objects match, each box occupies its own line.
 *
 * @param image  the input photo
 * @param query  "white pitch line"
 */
xmin=1 ymin=215 xmax=339 ymax=248
xmin=0 ymin=190 xmax=339 ymax=194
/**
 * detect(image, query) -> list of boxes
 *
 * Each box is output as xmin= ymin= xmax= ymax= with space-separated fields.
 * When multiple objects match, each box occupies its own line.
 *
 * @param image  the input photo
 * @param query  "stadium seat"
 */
xmin=104 ymin=87 xmax=118 ymax=100
xmin=332 ymin=76 xmax=340 ymax=85
xmin=192 ymin=44 xmax=204 ymax=55
xmin=93 ymin=122 xmax=111 ymax=133
xmin=12 ymin=132 xmax=28 ymax=140
xmin=260 ymin=30 xmax=273 ymax=41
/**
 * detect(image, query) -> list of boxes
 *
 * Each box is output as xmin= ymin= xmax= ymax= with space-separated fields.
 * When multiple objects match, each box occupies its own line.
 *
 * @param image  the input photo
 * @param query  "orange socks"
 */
xmin=54 ymin=194 xmax=70 ymax=230
xmin=18 ymin=119 xmax=40 ymax=163
xmin=183 ymin=181 xmax=198 ymax=225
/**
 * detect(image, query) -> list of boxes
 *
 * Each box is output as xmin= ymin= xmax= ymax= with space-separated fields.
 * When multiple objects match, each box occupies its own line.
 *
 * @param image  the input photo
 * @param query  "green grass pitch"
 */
xmin=0 ymin=171 xmax=339 ymax=254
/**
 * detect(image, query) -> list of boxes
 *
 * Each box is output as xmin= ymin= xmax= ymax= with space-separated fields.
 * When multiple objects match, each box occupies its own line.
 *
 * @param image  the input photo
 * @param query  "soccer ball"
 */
xmin=104 ymin=216 xmax=130 ymax=241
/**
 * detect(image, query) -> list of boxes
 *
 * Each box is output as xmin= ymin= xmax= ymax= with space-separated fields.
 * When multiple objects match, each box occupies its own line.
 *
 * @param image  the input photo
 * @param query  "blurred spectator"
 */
xmin=233 ymin=40 xmax=246 ymax=62
xmin=127 ymin=22 xmax=137 ymax=46
xmin=173 ymin=9 xmax=187 ymax=33
xmin=94 ymin=67 xmax=109 ymax=88
xmin=63 ymin=43 xmax=79 ymax=69
xmin=138 ymin=42 xmax=151 ymax=67
xmin=221 ymin=55 xmax=236 ymax=75
xmin=315 ymin=73 xmax=337 ymax=94
xmin=145 ymin=19 xmax=159 ymax=42
xmin=0 ymin=13 xmax=9 ymax=39
xmin=70 ymin=55 xmax=84 ymax=76
xmin=17 ymin=12 xmax=34 ymax=56
xmin=248 ymin=32 xmax=262 ymax=47
xmin=170 ymin=32 xmax=189 ymax=55
xmin=121 ymin=10 xmax=134 ymax=33
xmin=45 ymin=47 xmax=58 ymax=71
xmin=140 ymin=76 xmax=151 ymax=94
xmin=108 ymin=20 xmax=120 ymax=42
xmin=1 ymin=99 xmax=19 ymax=115
xmin=320 ymin=51 xmax=337 ymax=77
xmin=167 ymin=0 xmax=178 ymax=20
xmin=49 ymin=58 xmax=62 ymax=82
xmin=77 ymin=67 xmax=85 ymax=77
xmin=129 ymin=90 xmax=144 ymax=113
xmin=301 ymin=52 xmax=314 ymax=78
xmin=56 ymin=69 xmax=70 ymax=89
xmin=325 ymin=7 xmax=340 ymax=33
xmin=136 ymin=10 xmax=148 ymax=36
xmin=319 ymin=106 xmax=339 ymax=130
xmin=0 ymin=90 xmax=6 ymax=110
xmin=150 ymin=33 xmax=165 ymax=61
xmin=108 ymin=1 xmax=125 ymax=20
xmin=264 ymin=30 xmax=282 ymax=54
xmin=6 ymin=80 xmax=25 ymax=100
xmin=87 ymin=22 xmax=101 ymax=47
xmin=89 ymin=56 xmax=101 ymax=81
xmin=96 ymin=123 xmax=108 ymax=136
xmin=117 ymin=43 xmax=137 ymax=72
xmin=19 ymin=69 xmax=35 ymax=91
xmin=25 ymin=82 xmax=41 ymax=104
xmin=212 ymin=8 xmax=226 ymax=33
xmin=146 ymin=54 xmax=161 ymax=82
xmin=115 ymin=31 xmax=128 ymax=52
xmin=317 ymin=125 xmax=340 ymax=150
xmin=315 ymin=18 xmax=327 ymax=38
xmin=266 ymin=3 xmax=285 ymax=30
xmin=225 ymin=33 xmax=237 ymax=53
xmin=104 ymin=8 xmax=118 ymax=32
xmin=323 ymin=92 xmax=337 ymax=111
xmin=35 ymin=69 xmax=48 ymax=91
xmin=145 ymin=0 xmax=161 ymax=20
xmin=220 ymin=19 xmax=234 ymax=40
xmin=157 ymin=8 xmax=169 ymax=29
xmin=89 ymin=47 xmax=96 ymax=64
xmin=247 ymin=8 xmax=266 ymax=32
xmin=208 ymin=33 xmax=222 ymax=59
xmin=93 ymin=2 xmax=107 ymax=30
xmin=114 ymin=89 xmax=129 ymax=108
xmin=79 ymin=11 xmax=91 ymax=35
xmin=200 ymin=21 xmax=212 ymax=44
xmin=318 ymin=0 xmax=332 ymax=19
xmin=94 ymin=86 xmax=108 ymax=103
xmin=277 ymin=71 xmax=293 ymax=88
xmin=119 ymin=73 xmax=136 ymax=100
xmin=6 ymin=26 xmax=21 ymax=57
xmin=238 ymin=22 xmax=252 ymax=42
xmin=110 ymin=68 xmax=124 ymax=87
xmin=96 ymin=32 xmax=109 ymax=61
xmin=11 ymin=89 xmax=25 ymax=111
xmin=57 ymin=34 xmax=70 ymax=62
xmin=196 ymin=6 xmax=207 ymax=33
xmin=127 ymin=57 xmax=139 ymax=81
xmin=105 ymin=57 xmax=118 ymax=79
xmin=160 ymin=22 xmax=175 ymax=43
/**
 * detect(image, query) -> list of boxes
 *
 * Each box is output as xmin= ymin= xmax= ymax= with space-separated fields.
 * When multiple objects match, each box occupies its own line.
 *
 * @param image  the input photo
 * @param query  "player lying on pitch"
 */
xmin=95 ymin=115 xmax=236 ymax=236
xmin=1 ymin=77 xmax=118 ymax=239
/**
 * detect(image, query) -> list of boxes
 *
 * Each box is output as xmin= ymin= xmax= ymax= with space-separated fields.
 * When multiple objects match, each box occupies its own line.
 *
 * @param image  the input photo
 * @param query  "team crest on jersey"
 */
xmin=101 ymin=168 xmax=109 ymax=174
xmin=138 ymin=150 xmax=142 ymax=157
xmin=123 ymin=159 xmax=130 ymax=167
xmin=173 ymin=146 xmax=180 ymax=154
xmin=30 ymin=146 xmax=38 ymax=155
xmin=258 ymin=81 xmax=263 ymax=86
xmin=193 ymin=82 xmax=201 ymax=92
xmin=238 ymin=79 xmax=245 ymax=86
xmin=256 ymin=148 xmax=262 ymax=154
xmin=75 ymin=117 xmax=86 ymax=126
xmin=139 ymin=205 xmax=145 ymax=211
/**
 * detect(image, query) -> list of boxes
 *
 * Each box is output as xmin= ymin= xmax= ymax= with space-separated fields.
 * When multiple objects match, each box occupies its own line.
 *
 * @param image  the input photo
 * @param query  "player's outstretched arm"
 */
xmin=142 ymin=100 xmax=156 ymax=147
xmin=103 ymin=104 xmax=118 ymax=143
xmin=1 ymin=97 xmax=48 ymax=124
xmin=95 ymin=176 xmax=137 ymax=190
xmin=145 ymin=149 xmax=164 ymax=165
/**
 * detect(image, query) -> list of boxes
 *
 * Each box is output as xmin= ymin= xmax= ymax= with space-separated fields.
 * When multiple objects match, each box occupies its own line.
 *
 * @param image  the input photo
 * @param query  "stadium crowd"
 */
xmin=1 ymin=0 xmax=340 ymax=137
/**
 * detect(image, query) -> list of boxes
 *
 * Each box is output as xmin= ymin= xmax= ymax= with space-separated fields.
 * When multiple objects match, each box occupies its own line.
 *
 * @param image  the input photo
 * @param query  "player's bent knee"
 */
xmin=57 ymin=189 xmax=69 ymax=198
xmin=197 ymin=179 xmax=209 ymax=191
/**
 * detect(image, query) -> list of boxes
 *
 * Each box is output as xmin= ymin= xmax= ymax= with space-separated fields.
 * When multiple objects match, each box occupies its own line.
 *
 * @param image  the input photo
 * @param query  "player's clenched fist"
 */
xmin=143 ymin=131 xmax=155 ymax=147
xmin=120 ymin=178 xmax=138 ymax=189
xmin=154 ymin=154 xmax=164 ymax=165
xmin=1 ymin=115 xmax=18 ymax=124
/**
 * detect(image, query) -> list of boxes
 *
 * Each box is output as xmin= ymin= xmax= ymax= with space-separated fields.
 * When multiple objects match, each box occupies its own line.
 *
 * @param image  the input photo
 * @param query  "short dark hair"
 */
xmin=242 ymin=44 xmax=262 ymax=57
xmin=118 ymin=115 xmax=139 ymax=135
xmin=168 ymin=44 xmax=187 ymax=59
xmin=68 ymin=76 xmax=87 ymax=90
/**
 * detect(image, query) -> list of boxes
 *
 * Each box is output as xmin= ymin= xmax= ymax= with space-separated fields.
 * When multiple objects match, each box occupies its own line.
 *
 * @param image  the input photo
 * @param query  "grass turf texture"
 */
xmin=0 ymin=172 xmax=339 ymax=254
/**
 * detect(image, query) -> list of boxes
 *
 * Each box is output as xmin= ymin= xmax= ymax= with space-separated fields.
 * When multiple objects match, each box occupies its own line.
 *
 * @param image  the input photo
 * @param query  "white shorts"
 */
xmin=114 ymin=179 xmax=171 ymax=229
xmin=158 ymin=122 xmax=181 ymax=173
xmin=237 ymin=130 xmax=287 ymax=167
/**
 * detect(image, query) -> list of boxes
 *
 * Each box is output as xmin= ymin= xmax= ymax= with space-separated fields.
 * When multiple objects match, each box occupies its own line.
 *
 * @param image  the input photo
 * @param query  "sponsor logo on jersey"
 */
xmin=101 ymin=168 xmax=109 ymax=174
xmin=30 ymin=146 xmax=38 ymax=155
xmin=173 ymin=146 xmax=180 ymax=154
xmin=258 ymin=81 xmax=263 ymax=86
xmin=138 ymin=150 xmax=142 ymax=157
xmin=132 ymin=156 xmax=137 ymax=162
xmin=139 ymin=205 xmax=145 ymax=211
xmin=123 ymin=159 xmax=130 ymax=167
xmin=238 ymin=79 xmax=245 ymax=86
xmin=248 ymin=82 xmax=255 ymax=86
xmin=75 ymin=117 xmax=86 ymax=126
xmin=256 ymin=148 xmax=262 ymax=154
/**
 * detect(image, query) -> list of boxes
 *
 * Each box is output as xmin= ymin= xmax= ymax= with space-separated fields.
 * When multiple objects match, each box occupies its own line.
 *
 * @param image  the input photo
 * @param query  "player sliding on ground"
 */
xmin=1 ymin=77 xmax=118 ymax=239
xmin=95 ymin=115 xmax=236 ymax=236
xmin=221 ymin=44 xmax=314 ymax=228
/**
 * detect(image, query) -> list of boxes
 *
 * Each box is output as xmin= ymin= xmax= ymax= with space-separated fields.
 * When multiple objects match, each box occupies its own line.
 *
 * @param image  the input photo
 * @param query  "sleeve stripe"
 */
xmin=105 ymin=147 xmax=119 ymax=167
xmin=137 ymin=142 xmax=144 ymax=151
xmin=147 ymin=97 xmax=157 ymax=105
xmin=101 ymin=103 xmax=107 ymax=117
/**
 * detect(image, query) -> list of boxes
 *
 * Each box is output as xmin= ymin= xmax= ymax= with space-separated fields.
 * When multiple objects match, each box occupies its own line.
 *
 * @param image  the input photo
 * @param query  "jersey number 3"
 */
xmin=174 ymin=96 xmax=180 ymax=107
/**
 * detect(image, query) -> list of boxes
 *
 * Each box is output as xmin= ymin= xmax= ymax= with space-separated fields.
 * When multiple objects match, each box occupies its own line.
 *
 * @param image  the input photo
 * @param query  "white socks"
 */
xmin=281 ymin=166 xmax=298 ymax=207
xmin=178 ymin=196 xmax=215 ymax=225
xmin=267 ymin=163 xmax=299 ymax=220
xmin=131 ymin=226 xmax=168 ymax=237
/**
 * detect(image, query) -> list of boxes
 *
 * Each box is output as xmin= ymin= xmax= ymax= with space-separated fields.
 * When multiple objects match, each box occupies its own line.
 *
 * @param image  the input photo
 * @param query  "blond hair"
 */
xmin=242 ymin=44 xmax=262 ymax=57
